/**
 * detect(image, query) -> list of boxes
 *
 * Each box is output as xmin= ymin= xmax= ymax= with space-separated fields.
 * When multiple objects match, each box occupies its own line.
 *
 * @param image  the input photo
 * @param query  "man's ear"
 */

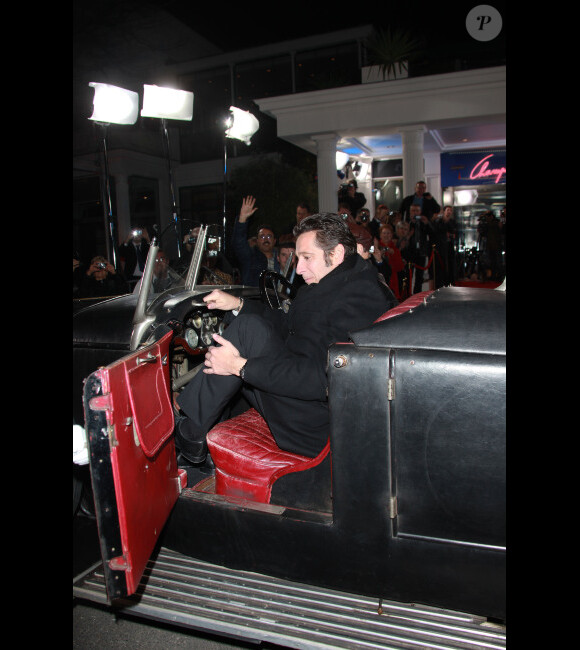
xmin=329 ymin=243 xmax=346 ymax=266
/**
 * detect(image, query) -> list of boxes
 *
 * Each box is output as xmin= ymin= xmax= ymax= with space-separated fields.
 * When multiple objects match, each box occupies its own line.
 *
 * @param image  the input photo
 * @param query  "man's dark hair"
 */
xmin=293 ymin=212 xmax=357 ymax=264
xmin=256 ymin=224 xmax=276 ymax=238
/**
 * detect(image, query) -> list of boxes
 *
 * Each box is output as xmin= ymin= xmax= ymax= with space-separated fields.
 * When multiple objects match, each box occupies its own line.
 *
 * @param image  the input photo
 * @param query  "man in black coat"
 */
xmin=231 ymin=196 xmax=281 ymax=286
xmin=175 ymin=213 xmax=397 ymax=463
xmin=118 ymin=227 xmax=150 ymax=288
xmin=401 ymin=181 xmax=441 ymax=221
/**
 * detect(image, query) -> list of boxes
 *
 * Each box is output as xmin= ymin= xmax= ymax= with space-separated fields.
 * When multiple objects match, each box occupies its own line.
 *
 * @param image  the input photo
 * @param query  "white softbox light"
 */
xmin=89 ymin=82 xmax=139 ymax=125
xmin=141 ymin=85 xmax=194 ymax=121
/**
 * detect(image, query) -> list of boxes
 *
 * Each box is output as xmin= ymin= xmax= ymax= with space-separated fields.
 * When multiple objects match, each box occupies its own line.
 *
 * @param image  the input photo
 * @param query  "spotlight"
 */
xmin=140 ymin=85 xmax=194 ymax=121
xmin=335 ymin=151 xmax=349 ymax=170
xmin=89 ymin=82 xmax=139 ymax=125
xmin=454 ymin=189 xmax=478 ymax=206
xmin=225 ymin=106 xmax=259 ymax=145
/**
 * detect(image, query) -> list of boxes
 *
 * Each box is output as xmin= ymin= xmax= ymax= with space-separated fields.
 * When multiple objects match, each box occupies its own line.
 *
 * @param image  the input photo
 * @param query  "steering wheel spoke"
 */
xmin=259 ymin=271 xmax=296 ymax=310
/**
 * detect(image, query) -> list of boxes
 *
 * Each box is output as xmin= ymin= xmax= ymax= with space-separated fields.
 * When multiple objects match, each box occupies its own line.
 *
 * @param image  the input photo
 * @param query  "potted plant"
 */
xmin=362 ymin=27 xmax=422 ymax=82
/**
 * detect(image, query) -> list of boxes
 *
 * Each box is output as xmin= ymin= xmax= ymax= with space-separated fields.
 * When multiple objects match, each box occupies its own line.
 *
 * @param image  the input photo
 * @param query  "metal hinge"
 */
xmin=387 ymin=378 xmax=395 ymax=400
xmin=109 ymin=554 xmax=131 ymax=571
xmin=107 ymin=424 xmax=118 ymax=447
xmin=389 ymin=496 xmax=398 ymax=519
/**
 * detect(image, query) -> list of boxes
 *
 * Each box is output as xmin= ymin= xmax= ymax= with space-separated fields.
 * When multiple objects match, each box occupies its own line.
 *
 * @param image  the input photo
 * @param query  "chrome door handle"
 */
xmin=136 ymin=353 xmax=157 ymax=365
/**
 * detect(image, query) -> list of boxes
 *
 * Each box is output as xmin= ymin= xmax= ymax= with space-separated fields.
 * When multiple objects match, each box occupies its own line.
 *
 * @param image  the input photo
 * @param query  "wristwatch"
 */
xmin=232 ymin=296 xmax=244 ymax=316
xmin=239 ymin=361 xmax=247 ymax=380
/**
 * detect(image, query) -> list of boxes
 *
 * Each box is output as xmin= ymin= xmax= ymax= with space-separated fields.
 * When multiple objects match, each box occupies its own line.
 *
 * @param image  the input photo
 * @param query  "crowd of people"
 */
xmin=73 ymin=179 xmax=505 ymax=302
xmin=73 ymin=187 xmax=506 ymax=470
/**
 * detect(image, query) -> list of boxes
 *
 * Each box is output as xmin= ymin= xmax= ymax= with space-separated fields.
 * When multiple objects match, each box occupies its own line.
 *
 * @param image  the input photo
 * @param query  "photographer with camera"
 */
xmin=181 ymin=225 xmax=235 ymax=285
xmin=355 ymin=207 xmax=371 ymax=228
xmin=401 ymin=181 xmax=440 ymax=222
xmin=373 ymin=224 xmax=405 ymax=300
xmin=368 ymin=204 xmax=390 ymax=240
xmin=118 ymin=226 xmax=150 ymax=289
xmin=337 ymin=179 xmax=366 ymax=217
xmin=407 ymin=204 xmax=435 ymax=293
xmin=77 ymin=255 xmax=129 ymax=299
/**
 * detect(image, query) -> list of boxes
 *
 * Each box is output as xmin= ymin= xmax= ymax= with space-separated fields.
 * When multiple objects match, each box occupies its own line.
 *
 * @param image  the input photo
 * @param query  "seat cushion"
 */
xmin=207 ymin=409 xmax=330 ymax=503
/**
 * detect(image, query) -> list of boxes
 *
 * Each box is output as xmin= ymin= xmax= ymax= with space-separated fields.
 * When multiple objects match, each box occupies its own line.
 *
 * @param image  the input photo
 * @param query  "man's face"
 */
xmin=415 ymin=182 xmax=426 ymax=196
xmin=296 ymin=230 xmax=344 ymax=285
xmin=256 ymin=228 xmax=275 ymax=254
xmin=278 ymin=247 xmax=295 ymax=269
xmin=154 ymin=253 xmax=168 ymax=275
xmin=296 ymin=206 xmax=309 ymax=223
xmin=410 ymin=204 xmax=422 ymax=219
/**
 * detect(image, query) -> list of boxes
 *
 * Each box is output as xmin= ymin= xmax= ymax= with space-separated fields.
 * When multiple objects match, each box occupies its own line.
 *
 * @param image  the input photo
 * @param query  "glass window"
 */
xmin=234 ymin=55 xmax=292 ymax=103
xmin=295 ymin=42 xmax=360 ymax=92
xmin=179 ymin=184 xmax=225 ymax=230
xmin=129 ymin=176 xmax=159 ymax=236
xmin=178 ymin=67 xmax=232 ymax=163
xmin=373 ymin=178 xmax=404 ymax=213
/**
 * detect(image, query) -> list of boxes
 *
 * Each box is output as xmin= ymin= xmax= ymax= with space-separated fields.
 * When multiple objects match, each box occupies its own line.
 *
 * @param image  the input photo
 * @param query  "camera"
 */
xmin=207 ymin=236 xmax=220 ymax=257
xmin=132 ymin=229 xmax=142 ymax=237
xmin=96 ymin=262 xmax=107 ymax=270
xmin=339 ymin=212 xmax=350 ymax=220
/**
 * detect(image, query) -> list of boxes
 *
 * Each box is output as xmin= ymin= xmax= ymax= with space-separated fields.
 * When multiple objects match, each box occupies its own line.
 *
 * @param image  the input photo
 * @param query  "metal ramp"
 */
xmin=73 ymin=547 xmax=506 ymax=649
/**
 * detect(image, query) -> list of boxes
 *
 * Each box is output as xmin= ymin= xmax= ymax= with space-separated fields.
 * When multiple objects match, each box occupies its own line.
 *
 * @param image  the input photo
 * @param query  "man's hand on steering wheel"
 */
xmin=203 ymin=289 xmax=240 ymax=311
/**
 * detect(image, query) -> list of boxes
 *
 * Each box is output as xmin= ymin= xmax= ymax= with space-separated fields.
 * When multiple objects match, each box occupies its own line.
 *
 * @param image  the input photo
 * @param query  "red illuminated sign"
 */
xmin=469 ymin=154 xmax=506 ymax=184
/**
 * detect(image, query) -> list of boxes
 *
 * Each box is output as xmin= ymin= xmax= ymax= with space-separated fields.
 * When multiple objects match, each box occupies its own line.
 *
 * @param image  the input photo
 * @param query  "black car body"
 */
xmin=73 ymin=234 xmax=506 ymax=646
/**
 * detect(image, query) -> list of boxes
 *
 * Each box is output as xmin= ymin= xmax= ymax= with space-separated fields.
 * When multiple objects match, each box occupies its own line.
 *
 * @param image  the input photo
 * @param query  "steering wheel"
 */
xmin=259 ymin=270 xmax=297 ymax=310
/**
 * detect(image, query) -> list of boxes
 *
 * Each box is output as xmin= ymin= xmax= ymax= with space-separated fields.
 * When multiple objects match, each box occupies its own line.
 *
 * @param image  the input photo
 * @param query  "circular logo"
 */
xmin=466 ymin=5 xmax=503 ymax=41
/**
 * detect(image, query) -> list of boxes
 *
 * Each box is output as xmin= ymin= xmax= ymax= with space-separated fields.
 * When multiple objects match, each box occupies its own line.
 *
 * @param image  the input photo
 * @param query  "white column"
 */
xmin=400 ymin=126 xmax=426 ymax=197
xmin=311 ymin=133 xmax=339 ymax=213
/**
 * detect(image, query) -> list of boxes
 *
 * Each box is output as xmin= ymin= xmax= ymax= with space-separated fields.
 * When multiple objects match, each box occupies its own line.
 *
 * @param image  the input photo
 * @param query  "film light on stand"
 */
xmin=140 ymin=85 xmax=194 ymax=259
xmin=140 ymin=85 xmax=194 ymax=121
xmin=336 ymin=151 xmax=349 ymax=170
xmin=225 ymin=106 xmax=259 ymax=145
xmin=89 ymin=82 xmax=139 ymax=125
xmin=222 ymin=107 xmax=260 ymax=253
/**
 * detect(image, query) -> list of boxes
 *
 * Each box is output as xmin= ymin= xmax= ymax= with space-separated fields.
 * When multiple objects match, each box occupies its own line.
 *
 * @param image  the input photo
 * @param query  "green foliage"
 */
xmin=228 ymin=155 xmax=318 ymax=237
xmin=365 ymin=27 xmax=422 ymax=79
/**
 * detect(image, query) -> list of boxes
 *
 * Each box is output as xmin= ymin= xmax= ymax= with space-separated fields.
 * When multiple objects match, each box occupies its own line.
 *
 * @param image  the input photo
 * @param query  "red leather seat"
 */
xmin=207 ymin=408 xmax=330 ymax=504
xmin=206 ymin=293 xmax=433 ymax=507
xmin=374 ymin=290 xmax=433 ymax=322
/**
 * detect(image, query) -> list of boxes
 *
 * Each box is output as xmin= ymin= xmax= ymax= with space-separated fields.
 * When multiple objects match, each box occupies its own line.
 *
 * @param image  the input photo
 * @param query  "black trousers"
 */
xmin=176 ymin=313 xmax=285 ymax=449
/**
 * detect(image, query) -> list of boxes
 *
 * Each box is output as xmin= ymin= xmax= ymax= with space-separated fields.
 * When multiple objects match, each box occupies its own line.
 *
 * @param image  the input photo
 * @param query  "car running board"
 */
xmin=73 ymin=546 xmax=506 ymax=649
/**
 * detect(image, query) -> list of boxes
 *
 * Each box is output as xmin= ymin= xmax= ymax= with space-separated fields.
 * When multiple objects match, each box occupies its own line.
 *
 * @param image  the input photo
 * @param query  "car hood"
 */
xmin=73 ymin=293 xmax=142 ymax=349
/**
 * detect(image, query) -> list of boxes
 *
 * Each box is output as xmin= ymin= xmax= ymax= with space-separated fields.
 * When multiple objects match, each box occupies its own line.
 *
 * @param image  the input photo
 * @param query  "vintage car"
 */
xmin=73 ymin=231 xmax=506 ymax=648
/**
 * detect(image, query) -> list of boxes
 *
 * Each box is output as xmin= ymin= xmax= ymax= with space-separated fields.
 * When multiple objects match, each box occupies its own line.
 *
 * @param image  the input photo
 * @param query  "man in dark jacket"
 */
xmin=401 ymin=181 xmax=441 ymax=221
xmin=232 ymin=195 xmax=281 ymax=286
xmin=175 ymin=213 xmax=397 ymax=463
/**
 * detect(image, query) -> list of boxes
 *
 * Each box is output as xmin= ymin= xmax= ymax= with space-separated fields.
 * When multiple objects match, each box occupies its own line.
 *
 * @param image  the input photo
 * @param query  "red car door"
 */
xmin=83 ymin=330 xmax=186 ymax=600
